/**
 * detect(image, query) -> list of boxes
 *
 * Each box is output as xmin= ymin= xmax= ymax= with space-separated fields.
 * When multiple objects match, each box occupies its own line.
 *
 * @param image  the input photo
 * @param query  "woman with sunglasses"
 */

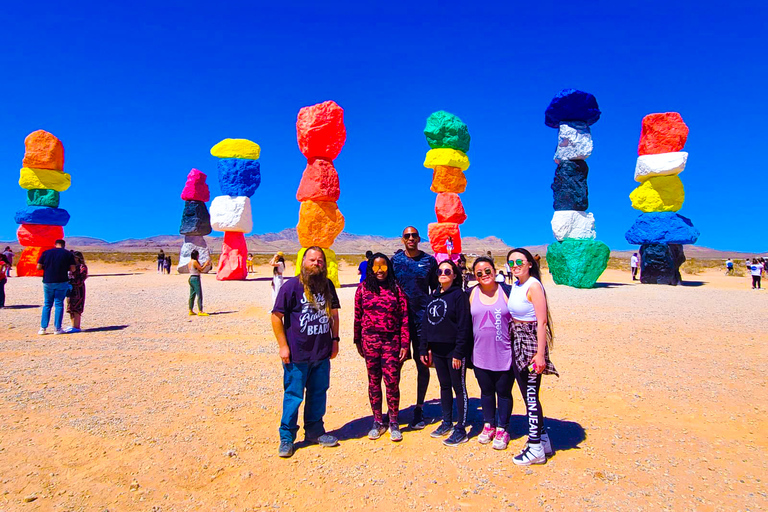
xmin=420 ymin=259 xmax=472 ymax=446
xmin=467 ymin=256 xmax=515 ymax=450
xmin=354 ymin=253 xmax=410 ymax=442
xmin=507 ymin=248 xmax=558 ymax=465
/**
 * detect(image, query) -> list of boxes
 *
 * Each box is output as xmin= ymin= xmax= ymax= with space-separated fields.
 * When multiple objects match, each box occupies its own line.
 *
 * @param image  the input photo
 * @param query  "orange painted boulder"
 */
xmin=296 ymin=158 xmax=340 ymax=202
xmin=23 ymin=130 xmax=65 ymax=171
xmin=430 ymin=166 xmax=467 ymax=193
xmin=17 ymin=224 xmax=64 ymax=247
xmin=637 ymin=113 xmax=689 ymax=155
xmin=435 ymin=193 xmax=467 ymax=224
xmin=297 ymin=200 xmax=345 ymax=248
xmin=296 ymin=101 xmax=346 ymax=160
xmin=216 ymin=231 xmax=248 ymax=281
xmin=428 ymin=222 xmax=462 ymax=254
xmin=16 ymin=246 xmax=50 ymax=277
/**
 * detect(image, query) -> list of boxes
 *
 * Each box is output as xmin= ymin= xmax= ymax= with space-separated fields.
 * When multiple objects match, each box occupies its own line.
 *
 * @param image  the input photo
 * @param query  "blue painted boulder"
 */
xmin=218 ymin=158 xmax=261 ymax=197
xmin=640 ymin=243 xmax=686 ymax=285
xmin=14 ymin=206 xmax=70 ymax=226
xmin=545 ymin=89 xmax=601 ymax=128
xmin=179 ymin=200 xmax=212 ymax=236
xmin=625 ymin=212 xmax=699 ymax=245
xmin=552 ymin=160 xmax=589 ymax=211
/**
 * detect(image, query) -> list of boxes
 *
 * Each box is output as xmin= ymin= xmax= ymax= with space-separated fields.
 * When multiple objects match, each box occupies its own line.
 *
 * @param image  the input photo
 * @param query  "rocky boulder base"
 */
xmin=177 ymin=235 xmax=212 ymax=274
xmin=640 ymin=243 xmax=686 ymax=285
xmin=16 ymin=247 xmax=49 ymax=277
xmin=546 ymin=239 xmax=610 ymax=288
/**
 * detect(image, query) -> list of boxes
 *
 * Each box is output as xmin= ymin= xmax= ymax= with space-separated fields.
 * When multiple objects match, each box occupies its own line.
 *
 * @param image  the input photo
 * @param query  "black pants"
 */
xmin=514 ymin=365 xmax=544 ymax=443
xmin=753 ymin=276 xmax=762 ymax=289
xmin=158 ymin=260 xmax=164 ymax=272
xmin=631 ymin=267 xmax=638 ymax=280
xmin=410 ymin=321 xmax=430 ymax=407
xmin=0 ymin=277 xmax=6 ymax=307
xmin=432 ymin=354 xmax=468 ymax=428
xmin=474 ymin=366 xmax=514 ymax=430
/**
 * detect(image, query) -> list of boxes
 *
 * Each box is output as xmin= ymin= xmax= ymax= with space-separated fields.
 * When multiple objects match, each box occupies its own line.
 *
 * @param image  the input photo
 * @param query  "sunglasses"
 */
xmin=437 ymin=268 xmax=453 ymax=276
xmin=403 ymin=232 xmax=419 ymax=239
xmin=372 ymin=264 xmax=388 ymax=273
xmin=475 ymin=268 xmax=493 ymax=277
xmin=508 ymin=259 xmax=527 ymax=268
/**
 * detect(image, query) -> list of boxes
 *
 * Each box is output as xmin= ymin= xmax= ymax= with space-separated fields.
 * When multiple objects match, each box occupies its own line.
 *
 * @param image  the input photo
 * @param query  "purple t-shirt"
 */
xmin=470 ymin=286 xmax=513 ymax=371
xmin=272 ymin=276 xmax=341 ymax=363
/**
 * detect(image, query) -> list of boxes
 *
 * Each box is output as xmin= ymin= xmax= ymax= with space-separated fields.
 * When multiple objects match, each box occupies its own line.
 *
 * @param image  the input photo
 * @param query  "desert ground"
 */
xmin=1 ymin=259 xmax=766 ymax=512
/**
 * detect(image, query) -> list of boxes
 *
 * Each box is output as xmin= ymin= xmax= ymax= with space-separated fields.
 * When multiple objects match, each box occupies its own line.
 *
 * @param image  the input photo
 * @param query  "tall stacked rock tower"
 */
xmin=178 ymin=168 xmax=213 ymax=274
xmin=14 ymin=130 xmax=71 ymax=277
xmin=544 ymin=89 xmax=610 ymax=288
xmin=209 ymin=139 xmax=261 ymax=281
xmin=423 ymin=111 xmax=470 ymax=260
xmin=625 ymin=113 xmax=698 ymax=285
xmin=294 ymin=100 xmax=346 ymax=288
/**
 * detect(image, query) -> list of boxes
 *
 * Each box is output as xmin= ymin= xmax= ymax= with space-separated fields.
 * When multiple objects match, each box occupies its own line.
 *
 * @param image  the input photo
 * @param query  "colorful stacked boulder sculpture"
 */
xmin=544 ymin=90 xmax=610 ymax=288
xmin=422 ymin=111 xmax=470 ymax=261
xmin=14 ymin=130 xmax=71 ymax=277
xmin=625 ymin=113 xmax=698 ymax=285
xmin=209 ymin=139 xmax=261 ymax=281
xmin=178 ymin=168 xmax=213 ymax=274
xmin=293 ymin=101 xmax=346 ymax=287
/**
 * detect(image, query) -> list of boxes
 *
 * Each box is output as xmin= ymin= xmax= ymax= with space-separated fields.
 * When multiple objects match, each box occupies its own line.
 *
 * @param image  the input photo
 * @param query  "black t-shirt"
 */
xmin=272 ymin=276 xmax=341 ymax=363
xmin=38 ymin=248 xmax=75 ymax=284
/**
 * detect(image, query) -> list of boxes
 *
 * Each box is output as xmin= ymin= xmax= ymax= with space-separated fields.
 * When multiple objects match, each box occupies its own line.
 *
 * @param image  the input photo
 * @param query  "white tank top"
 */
xmin=507 ymin=277 xmax=540 ymax=321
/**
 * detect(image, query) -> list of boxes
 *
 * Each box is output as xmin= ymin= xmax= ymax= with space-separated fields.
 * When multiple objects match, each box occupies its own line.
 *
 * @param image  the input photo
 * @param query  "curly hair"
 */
xmin=364 ymin=253 xmax=398 ymax=295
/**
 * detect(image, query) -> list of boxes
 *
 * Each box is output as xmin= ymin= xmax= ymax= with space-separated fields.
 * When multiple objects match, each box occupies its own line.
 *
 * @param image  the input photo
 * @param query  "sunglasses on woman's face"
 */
xmin=403 ymin=232 xmax=418 ymax=239
xmin=437 ymin=268 xmax=453 ymax=276
xmin=475 ymin=268 xmax=493 ymax=277
xmin=372 ymin=264 xmax=388 ymax=273
xmin=508 ymin=259 xmax=526 ymax=268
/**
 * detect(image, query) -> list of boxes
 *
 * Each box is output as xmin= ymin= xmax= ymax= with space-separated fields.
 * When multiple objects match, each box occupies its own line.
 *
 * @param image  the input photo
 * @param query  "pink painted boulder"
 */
xmin=216 ymin=231 xmax=248 ymax=281
xmin=181 ymin=169 xmax=210 ymax=202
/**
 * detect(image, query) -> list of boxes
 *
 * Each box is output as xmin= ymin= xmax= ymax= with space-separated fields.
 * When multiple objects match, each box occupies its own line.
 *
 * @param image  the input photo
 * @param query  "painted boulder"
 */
xmin=179 ymin=200 xmax=212 ymax=236
xmin=640 ymin=243 xmax=686 ymax=285
xmin=217 ymin=158 xmax=261 ymax=197
xmin=14 ymin=206 xmax=70 ymax=226
xmin=210 ymin=139 xmax=261 ymax=160
xmin=296 ymin=101 xmax=346 ymax=160
xmin=552 ymin=160 xmax=589 ymax=211
xmin=427 ymin=222 xmax=462 ymax=254
xmin=180 ymin=168 xmax=210 ymax=202
xmin=435 ymin=193 xmax=467 ymax=224
xmin=431 ymin=166 xmax=467 ymax=193
xmin=546 ymin=239 xmax=610 ymax=288
xmin=296 ymin=246 xmax=340 ymax=288
xmin=23 ymin=130 xmax=64 ymax=171
xmin=177 ymin=235 xmax=212 ymax=273
xmin=16 ymin=246 xmax=50 ymax=277
xmin=424 ymin=110 xmax=471 ymax=153
xmin=424 ymin=148 xmax=470 ymax=171
xmin=296 ymin=200 xmax=345 ymax=248
xmin=209 ymin=195 xmax=253 ymax=233
xmin=216 ymin=231 xmax=248 ymax=281
xmin=551 ymin=211 xmax=596 ymax=241
xmin=26 ymin=189 xmax=60 ymax=208
xmin=545 ymin=89 xmax=601 ymax=128
xmin=17 ymin=224 xmax=64 ymax=247
xmin=625 ymin=212 xmax=699 ymax=245
xmin=554 ymin=122 xmax=593 ymax=164
xmin=637 ymin=112 xmax=689 ymax=155
xmin=634 ymin=152 xmax=687 ymax=182
xmin=630 ymin=175 xmax=684 ymax=213
xmin=296 ymin=158 xmax=340 ymax=202
xmin=19 ymin=167 xmax=71 ymax=192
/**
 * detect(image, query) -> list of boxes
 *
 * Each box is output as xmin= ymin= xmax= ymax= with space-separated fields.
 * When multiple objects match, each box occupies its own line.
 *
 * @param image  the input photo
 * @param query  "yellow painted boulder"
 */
xmin=210 ymin=139 xmax=261 ymax=160
xmin=630 ymin=175 xmax=684 ymax=212
xmin=423 ymin=148 xmax=470 ymax=171
xmin=19 ymin=167 xmax=71 ymax=192
xmin=295 ymin=247 xmax=339 ymax=288
xmin=430 ymin=166 xmax=467 ymax=193
xmin=296 ymin=200 xmax=344 ymax=248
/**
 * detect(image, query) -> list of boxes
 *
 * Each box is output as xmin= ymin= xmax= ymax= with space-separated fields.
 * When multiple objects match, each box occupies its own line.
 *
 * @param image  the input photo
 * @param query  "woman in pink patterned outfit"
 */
xmin=354 ymin=253 xmax=410 ymax=442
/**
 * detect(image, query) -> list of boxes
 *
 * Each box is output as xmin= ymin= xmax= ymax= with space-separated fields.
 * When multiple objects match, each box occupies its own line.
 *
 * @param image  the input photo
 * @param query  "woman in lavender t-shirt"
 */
xmin=468 ymin=256 xmax=514 ymax=450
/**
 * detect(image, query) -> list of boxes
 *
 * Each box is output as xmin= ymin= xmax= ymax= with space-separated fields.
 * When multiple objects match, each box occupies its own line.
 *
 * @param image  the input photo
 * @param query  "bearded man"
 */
xmin=271 ymin=247 xmax=341 ymax=458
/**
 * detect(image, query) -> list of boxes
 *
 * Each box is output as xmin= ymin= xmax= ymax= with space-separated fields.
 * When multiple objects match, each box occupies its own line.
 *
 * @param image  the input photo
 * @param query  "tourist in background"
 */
xmin=354 ymin=253 xmax=409 ymax=442
xmin=157 ymin=249 xmax=165 ymax=274
xmin=164 ymin=255 xmax=172 ymax=275
xmin=420 ymin=259 xmax=472 ymax=447
xmin=66 ymin=251 xmax=88 ymax=333
xmin=0 ymin=254 xmax=9 ymax=308
xmin=37 ymin=239 xmax=76 ymax=335
xmin=748 ymin=258 xmax=763 ymax=289
xmin=358 ymin=250 xmax=373 ymax=283
xmin=631 ymin=253 xmax=639 ymax=281
xmin=725 ymin=258 xmax=734 ymax=275
xmin=507 ymin=248 xmax=558 ymax=465
xmin=270 ymin=252 xmax=286 ymax=305
xmin=247 ymin=253 xmax=254 ymax=274
xmin=2 ymin=247 xmax=13 ymax=277
xmin=187 ymin=250 xmax=208 ymax=316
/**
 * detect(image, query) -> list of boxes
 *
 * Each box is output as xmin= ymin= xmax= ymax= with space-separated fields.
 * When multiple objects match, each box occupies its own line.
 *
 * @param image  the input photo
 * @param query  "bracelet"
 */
xmin=331 ymin=336 xmax=340 ymax=342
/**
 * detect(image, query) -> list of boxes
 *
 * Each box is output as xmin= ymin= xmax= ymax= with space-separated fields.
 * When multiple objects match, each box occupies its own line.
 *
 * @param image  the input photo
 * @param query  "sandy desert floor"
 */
xmin=1 ymin=261 xmax=766 ymax=512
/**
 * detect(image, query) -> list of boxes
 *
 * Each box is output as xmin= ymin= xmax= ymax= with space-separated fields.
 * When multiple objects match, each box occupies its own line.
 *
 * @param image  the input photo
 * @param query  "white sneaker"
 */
xmin=53 ymin=329 xmax=65 ymax=335
xmin=38 ymin=328 xmax=47 ymax=335
xmin=513 ymin=442 xmax=546 ymax=466
xmin=478 ymin=423 xmax=495 ymax=444
xmin=541 ymin=431 xmax=554 ymax=457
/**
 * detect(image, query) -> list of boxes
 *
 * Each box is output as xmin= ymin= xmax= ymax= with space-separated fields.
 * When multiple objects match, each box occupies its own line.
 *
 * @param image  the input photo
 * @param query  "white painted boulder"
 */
xmin=209 ymin=195 xmax=253 ymax=233
xmin=551 ymin=210 xmax=596 ymax=241
xmin=554 ymin=122 xmax=593 ymax=164
xmin=177 ymin=235 xmax=212 ymax=273
xmin=634 ymin=151 xmax=687 ymax=182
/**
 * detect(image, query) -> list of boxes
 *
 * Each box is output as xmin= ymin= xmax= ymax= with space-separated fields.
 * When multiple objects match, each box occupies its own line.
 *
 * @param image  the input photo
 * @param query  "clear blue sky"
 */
xmin=1 ymin=1 xmax=765 ymax=251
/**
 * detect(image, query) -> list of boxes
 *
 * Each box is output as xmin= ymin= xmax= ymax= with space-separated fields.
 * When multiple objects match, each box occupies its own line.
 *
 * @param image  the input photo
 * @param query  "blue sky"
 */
xmin=1 ymin=1 xmax=765 ymax=251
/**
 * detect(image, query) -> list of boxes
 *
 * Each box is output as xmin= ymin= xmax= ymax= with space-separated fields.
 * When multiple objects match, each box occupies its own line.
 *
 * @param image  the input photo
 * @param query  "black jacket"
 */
xmin=420 ymin=285 xmax=472 ymax=359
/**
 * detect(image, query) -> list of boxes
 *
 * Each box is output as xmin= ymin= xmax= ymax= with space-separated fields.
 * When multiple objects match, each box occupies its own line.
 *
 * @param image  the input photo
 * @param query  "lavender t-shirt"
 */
xmin=470 ymin=286 xmax=513 ymax=371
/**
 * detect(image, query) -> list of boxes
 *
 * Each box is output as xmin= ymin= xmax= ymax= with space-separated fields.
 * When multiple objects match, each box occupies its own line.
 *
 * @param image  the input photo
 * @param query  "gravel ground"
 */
xmin=0 ymin=262 xmax=766 ymax=512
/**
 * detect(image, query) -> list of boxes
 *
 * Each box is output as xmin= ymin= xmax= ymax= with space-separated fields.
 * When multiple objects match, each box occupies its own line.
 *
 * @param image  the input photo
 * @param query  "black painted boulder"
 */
xmin=179 ymin=200 xmax=212 ymax=236
xmin=640 ymin=243 xmax=685 ymax=285
xmin=552 ymin=160 xmax=589 ymax=211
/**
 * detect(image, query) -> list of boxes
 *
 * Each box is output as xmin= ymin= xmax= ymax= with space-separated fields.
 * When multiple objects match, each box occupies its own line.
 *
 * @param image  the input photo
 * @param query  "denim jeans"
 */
xmin=41 ymin=282 xmax=69 ymax=330
xmin=280 ymin=358 xmax=331 ymax=443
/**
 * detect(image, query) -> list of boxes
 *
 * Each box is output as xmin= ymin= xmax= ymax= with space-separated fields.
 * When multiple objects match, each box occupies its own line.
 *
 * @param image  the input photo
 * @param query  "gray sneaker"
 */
xmin=430 ymin=421 xmax=454 ymax=438
xmin=389 ymin=424 xmax=403 ymax=442
xmin=409 ymin=407 xmax=426 ymax=430
xmin=368 ymin=421 xmax=387 ymax=440
xmin=306 ymin=433 xmax=339 ymax=447
xmin=278 ymin=441 xmax=294 ymax=458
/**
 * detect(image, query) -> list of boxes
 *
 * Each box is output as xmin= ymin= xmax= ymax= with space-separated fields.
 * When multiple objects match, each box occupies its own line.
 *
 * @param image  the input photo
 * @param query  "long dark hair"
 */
xmin=507 ymin=247 xmax=554 ymax=349
xmin=437 ymin=259 xmax=462 ymax=290
xmin=364 ymin=253 xmax=398 ymax=295
xmin=472 ymin=256 xmax=496 ymax=273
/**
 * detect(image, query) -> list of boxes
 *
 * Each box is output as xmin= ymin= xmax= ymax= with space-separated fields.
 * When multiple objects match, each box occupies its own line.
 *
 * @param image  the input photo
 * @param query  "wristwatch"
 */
xmin=331 ymin=336 xmax=340 ymax=342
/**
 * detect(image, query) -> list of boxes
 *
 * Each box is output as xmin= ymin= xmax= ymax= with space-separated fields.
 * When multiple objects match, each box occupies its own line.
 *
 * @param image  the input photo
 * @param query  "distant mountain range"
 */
xmin=1 ymin=229 xmax=763 ymax=259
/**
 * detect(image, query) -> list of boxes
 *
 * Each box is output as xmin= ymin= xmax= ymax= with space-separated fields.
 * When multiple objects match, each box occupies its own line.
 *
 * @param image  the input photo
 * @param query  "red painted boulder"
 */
xmin=17 ymin=224 xmax=64 ymax=247
xmin=428 ymin=222 xmax=462 ymax=254
xmin=637 ymin=113 xmax=689 ymax=155
xmin=180 ymin=168 xmax=210 ymax=202
xmin=16 ymin=246 xmax=50 ymax=277
xmin=23 ymin=130 xmax=65 ymax=171
xmin=296 ymin=158 xmax=340 ymax=202
xmin=296 ymin=101 xmax=346 ymax=160
xmin=435 ymin=193 xmax=467 ymax=224
xmin=216 ymin=231 xmax=248 ymax=281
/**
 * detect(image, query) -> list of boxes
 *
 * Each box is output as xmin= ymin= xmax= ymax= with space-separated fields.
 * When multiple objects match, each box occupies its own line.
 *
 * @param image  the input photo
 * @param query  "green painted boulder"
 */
xmin=26 ymin=189 xmax=60 ymax=208
xmin=546 ymin=239 xmax=610 ymax=288
xmin=424 ymin=110 xmax=471 ymax=153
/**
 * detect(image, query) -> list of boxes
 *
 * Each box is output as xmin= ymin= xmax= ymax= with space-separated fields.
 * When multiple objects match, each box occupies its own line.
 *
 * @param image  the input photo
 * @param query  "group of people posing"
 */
xmin=271 ymin=227 xmax=557 ymax=466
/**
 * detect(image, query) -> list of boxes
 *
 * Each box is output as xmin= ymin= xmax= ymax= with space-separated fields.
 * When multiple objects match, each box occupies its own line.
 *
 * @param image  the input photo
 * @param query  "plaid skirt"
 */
xmin=512 ymin=322 xmax=558 ymax=376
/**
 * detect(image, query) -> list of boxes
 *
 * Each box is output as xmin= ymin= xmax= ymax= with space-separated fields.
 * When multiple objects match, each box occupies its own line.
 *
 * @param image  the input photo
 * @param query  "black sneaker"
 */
xmin=367 ymin=421 xmax=387 ymax=440
xmin=443 ymin=427 xmax=468 ymax=446
xmin=278 ymin=441 xmax=294 ymax=458
xmin=430 ymin=421 xmax=454 ymax=438
xmin=409 ymin=407 xmax=426 ymax=430
xmin=306 ymin=433 xmax=339 ymax=447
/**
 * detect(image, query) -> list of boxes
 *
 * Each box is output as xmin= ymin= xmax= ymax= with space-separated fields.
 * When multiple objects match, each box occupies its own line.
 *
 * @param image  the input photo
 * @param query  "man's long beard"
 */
xmin=301 ymin=264 xmax=328 ymax=295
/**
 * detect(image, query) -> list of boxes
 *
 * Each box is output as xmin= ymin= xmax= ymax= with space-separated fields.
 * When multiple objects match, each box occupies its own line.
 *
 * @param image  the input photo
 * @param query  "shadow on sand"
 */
xmin=680 ymin=280 xmax=706 ymax=287
xmin=593 ymin=282 xmax=632 ymax=288
xmin=89 ymin=273 xmax=142 ymax=277
xmin=81 ymin=325 xmax=129 ymax=333
xmin=207 ymin=311 xmax=237 ymax=316
xmin=245 ymin=277 xmax=274 ymax=282
xmin=3 ymin=304 xmax=40 ymax=309
xmin=339 ymin=283 xmax=360 ymax=288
